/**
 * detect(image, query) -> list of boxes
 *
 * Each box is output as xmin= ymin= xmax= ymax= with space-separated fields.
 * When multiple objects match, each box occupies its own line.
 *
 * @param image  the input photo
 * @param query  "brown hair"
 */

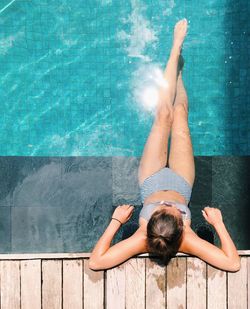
xmin=146 ymin=208 xmax=184 ymax=264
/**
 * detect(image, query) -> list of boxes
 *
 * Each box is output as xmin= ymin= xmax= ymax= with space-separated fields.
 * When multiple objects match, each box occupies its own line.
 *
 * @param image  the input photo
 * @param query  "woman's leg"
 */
xmin=168 ymin=72 xmax=195 ymax=187
xmin=138 ymin=19 xmax=188 ymax=186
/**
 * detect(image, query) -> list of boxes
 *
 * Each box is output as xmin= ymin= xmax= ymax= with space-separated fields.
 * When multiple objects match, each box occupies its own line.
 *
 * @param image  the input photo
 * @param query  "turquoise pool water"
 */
xmin=0 ymin=0 xmax=249 ymax=156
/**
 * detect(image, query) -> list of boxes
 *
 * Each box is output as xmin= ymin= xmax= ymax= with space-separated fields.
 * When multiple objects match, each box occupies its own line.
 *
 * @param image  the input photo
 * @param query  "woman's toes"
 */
xmin=175 ymin=18 xmax=187 ymax=29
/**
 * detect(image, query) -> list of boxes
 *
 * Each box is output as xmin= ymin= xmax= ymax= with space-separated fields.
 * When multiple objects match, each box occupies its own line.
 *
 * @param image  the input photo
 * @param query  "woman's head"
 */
xmin=146 ymin=205 xmax=184 ymax=264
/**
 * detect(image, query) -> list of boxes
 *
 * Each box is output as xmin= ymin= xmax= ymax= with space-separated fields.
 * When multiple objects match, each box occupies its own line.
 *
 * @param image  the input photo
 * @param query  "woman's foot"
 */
xmin=173 ymin=19 xmax=188 ymax=52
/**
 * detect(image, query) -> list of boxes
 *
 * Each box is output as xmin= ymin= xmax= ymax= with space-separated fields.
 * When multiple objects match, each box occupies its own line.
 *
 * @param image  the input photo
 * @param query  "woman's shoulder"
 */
xmin=178 ymin=224 xmax=198 ymax=253
xmin=132 ymin=225 xmax=150 ymax=253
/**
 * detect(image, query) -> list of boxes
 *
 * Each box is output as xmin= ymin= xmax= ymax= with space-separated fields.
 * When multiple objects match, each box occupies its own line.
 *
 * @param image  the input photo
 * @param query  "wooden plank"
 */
xmin=187 ymin=257 xmax=206 ymax=308
xmin=42 ymin=260 xmax=62 ymax=309
xmin=146 ymin=257 xmax=166 ymax=308
xmin=105 ymin=262 xmax=126 ymax=309
xmin=21 ymin=260 xmax=41 ymax=309
xmin=228 ymin=257 xmax=247 ymax=309
xmin=63 ymin=259 xmax=83 ymax=309
xmin=0 ymin=250 xmax=249 ymax=260
xmin=84 ymin=259 xmax=104 ymax=309
xmin=0 ymin=260 xmax=20 ymax=309
xmin=0 ymin=253 xmax=92 ymax=259
xmin=167 ymin=257 xmax=186 ymax=308
xmin=207 ymin=265 xmax=226 ymax=309
xmin=125 ymin=258 xmax=145 ymax=309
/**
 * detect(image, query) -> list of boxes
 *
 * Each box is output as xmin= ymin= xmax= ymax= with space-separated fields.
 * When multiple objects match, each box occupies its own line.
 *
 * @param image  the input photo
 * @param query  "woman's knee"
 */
xmin=155 ymin=104 xmax=174 ymax=125
xmin=173 ymin=103 xmax=188 ymax=117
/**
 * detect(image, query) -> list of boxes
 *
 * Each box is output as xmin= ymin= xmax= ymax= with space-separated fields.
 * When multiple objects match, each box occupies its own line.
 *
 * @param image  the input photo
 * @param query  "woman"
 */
xmin=89 ymin=19 xmax=240 ymax=272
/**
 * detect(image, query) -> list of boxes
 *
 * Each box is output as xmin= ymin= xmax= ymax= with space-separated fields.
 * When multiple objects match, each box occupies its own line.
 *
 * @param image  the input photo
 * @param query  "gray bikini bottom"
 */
xmin=139 ymin=167 xmax=192 ymax=205
xmin=139 ymin=167 xmax=193 ymax=221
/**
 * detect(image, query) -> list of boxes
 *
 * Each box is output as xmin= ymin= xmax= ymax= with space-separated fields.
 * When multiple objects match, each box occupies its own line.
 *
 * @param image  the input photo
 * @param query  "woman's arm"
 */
xmin=183 ymin=207 xmax=240 ymax=272
xmin=89 ymin=222 xmax=147 ymax=270
xmin=89 ymin=204 xmax=147 ymax=270
xmin=213 ymin=220 xmax=240 ymax=263
xmin=89 ymin=219 xmax=121 ymax=267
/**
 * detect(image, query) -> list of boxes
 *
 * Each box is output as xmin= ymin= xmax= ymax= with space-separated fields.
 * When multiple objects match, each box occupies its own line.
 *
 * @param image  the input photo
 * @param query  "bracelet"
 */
xmin=111 ymin=217 xmax=122 ymax=225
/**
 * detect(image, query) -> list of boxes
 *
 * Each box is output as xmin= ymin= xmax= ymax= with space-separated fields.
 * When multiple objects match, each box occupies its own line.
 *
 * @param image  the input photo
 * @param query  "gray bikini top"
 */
xmin=139 ymin=200 xmax=191 ymax=221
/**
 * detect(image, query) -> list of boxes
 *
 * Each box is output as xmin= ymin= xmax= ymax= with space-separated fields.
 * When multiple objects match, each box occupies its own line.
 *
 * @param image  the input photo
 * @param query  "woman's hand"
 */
xmin=202 ymin=206 xmax=223 ymax=226
xmin=112 ymin=204 xmax=135 ymax=224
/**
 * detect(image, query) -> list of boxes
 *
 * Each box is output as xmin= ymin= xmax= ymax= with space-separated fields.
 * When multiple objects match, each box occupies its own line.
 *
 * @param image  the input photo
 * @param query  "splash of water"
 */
xmin=133 ymin=64 xmax=168 ymax=112
xmin=117 ymin=0 xmax=157 ymax=61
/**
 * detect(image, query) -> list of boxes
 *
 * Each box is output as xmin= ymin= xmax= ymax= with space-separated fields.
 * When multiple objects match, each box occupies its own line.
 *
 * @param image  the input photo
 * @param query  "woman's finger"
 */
xmin=202 ymin=210 xmax=208 ymax=218
xmin=203 ymin=208 xmax=209 ymax=214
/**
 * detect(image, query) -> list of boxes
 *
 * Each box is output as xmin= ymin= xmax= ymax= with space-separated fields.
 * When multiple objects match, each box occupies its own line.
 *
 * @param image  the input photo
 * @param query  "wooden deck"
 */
xmin=0 ymin=251 xmax=249 ymax=309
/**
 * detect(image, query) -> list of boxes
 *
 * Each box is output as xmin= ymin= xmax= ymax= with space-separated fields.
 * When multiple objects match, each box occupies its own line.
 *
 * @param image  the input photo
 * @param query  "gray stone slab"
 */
xmin=0 ymin=157 xmax=62 ymax=208
xmin=0 ymin=207 xmax=11 ymax=252
xmin=112 ymin=156 xmax=141 ymax=205
xmin=189 ymin=156 xmax=212 ymax=238
xmin=12 ymin=157 xmax=62 ymax=207
xmin=211 ymin=156 xmax=250 ymax=249
xmin=11 ymin=206 xmax=63 ymax=253
xmin=0 ymin=156 xmax=20 ymax=206
xmin=190 ymin=156 xmax=212 ymax=205
xmin=60 ymin=200 xmax=113 ymax=252
xmin=2 ymin=156 xmax=249 ymax=253
xmin=60 ymin=157 xmax=112 ymax=208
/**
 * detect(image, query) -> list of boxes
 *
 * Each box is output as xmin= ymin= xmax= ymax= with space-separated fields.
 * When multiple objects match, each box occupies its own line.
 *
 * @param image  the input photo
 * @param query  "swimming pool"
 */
xmin=0 ymin=0 xmax=249 ymax=156
xmin=0 ymin=1 xmax=249 ymax=254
